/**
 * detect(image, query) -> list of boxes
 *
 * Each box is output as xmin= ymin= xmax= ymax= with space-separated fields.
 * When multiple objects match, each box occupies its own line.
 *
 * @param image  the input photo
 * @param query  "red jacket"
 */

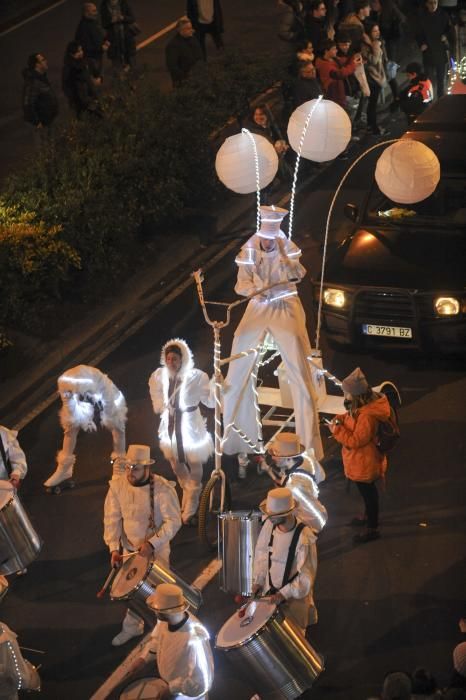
xmin=332 ymin=394 xmax=390 ymax=483
xmin=315 ymin=56 xmax=355 ymax=107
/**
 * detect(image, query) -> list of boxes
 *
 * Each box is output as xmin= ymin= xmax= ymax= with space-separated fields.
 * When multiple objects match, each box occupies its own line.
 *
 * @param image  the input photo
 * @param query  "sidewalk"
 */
xmin=0 ymin=0 xmax=58 ymax=33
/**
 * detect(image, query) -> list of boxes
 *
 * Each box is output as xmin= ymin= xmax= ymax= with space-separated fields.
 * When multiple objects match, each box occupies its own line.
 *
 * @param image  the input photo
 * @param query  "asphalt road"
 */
xmin=2 ymin=129 xmax=466 ymax=700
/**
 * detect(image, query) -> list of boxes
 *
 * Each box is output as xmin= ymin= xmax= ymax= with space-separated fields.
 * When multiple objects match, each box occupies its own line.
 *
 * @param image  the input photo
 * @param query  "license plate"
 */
xmin=362 ymin=324 xmax=412 ymax=338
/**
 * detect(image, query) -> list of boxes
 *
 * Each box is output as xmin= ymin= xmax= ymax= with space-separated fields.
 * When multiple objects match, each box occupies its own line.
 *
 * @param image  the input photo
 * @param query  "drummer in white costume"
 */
xmin=103 ymin=445 xmax=181 ymax=646
xmin=44 ymin=364 xmax=128 ymax=489
xmin=0 ymin=426 xmax=27 ymax=490
xmin=222 ymin=205 xmax=323 ymax=478
xmin=252 ymin=488 xmax=318 ymax=634
xmin=266 ymin=433 xmax=327 ymax=534
xmin=149 ymin=339 xmax=214 ymax=525
xmin=131 ymin=583 xmax=214 ymax=699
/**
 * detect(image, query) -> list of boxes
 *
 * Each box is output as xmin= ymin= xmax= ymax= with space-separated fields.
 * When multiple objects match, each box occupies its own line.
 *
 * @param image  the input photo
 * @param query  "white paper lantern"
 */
xmin=287 ymin=99 xmax=351 ymax=162
xmin=375 ymin=140 xmax=440 ymax=204
xmin=215 ymin=132 xmax=279 ymax=194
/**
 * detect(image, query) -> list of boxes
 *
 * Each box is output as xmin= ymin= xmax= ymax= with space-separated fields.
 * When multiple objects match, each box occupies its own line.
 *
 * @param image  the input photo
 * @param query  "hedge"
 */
xmin=0 ymin=50 xmax=287 ymax=345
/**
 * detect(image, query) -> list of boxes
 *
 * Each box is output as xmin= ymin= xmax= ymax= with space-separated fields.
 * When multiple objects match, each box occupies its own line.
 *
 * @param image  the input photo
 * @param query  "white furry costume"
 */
xmin=222 ymin=208 xmax=323 ymax=460
xmin=0 ymin=426 xmax=27 ymax=482
xmin=0 ymin=622 xmax=41 ymax=699
xmin=149 ymin=340 xmax=214 ymax=523
xmin=44 ymin=365 xmax=127 ymax=488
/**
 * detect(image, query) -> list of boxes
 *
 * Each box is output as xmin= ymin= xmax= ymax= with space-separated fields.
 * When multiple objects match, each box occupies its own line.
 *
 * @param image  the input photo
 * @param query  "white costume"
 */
xmin=44 ymin=364 xmax=127 ymax=488
xmin=272 ymin=462 xmax=328 ymax=534
xmin=0 ymin=622 xmax=41 ymax=700
xmin=222 ymin=206 xmax=323 ymax=460
xmin=149 ymin=339 xmax=214 ymax=523
xmin=253 ymin=518 xmax=318 ymax=631
xmin=0 ymin=427 xmax=27 ymax=482
xmin=141 ymin=612 xmax=214 ymax=699
xmin=104 ymin=473 xmax=181 ymax=638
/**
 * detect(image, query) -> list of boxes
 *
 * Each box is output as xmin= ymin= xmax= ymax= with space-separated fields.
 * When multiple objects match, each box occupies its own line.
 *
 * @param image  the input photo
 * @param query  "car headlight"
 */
xmin=323 ymin=288 xmax=346 ymax=308
xmin=434 ymin=296 xmax=460 ymax=316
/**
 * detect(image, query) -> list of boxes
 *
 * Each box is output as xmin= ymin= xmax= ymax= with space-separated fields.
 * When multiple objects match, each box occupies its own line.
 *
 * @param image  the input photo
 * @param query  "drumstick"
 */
xmin=96 ymin=567 xmax=118 ymax=598
xmin=120 ymin=551 xmax=138 ymax=560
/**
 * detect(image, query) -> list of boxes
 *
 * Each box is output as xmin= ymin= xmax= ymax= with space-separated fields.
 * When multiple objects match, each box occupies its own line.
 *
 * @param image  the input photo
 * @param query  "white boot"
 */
xmin=238 ymin=452 xmax=249 ymax=480
xmin=44 ymin=453 xmax=76 ymax=488
xmin=110 ymin=452 xmax=126 ymax=479
xmin=112 ymin=609 xmax=144 ymax=647
xmin=182 ymin=482 xmax=203 ymax=524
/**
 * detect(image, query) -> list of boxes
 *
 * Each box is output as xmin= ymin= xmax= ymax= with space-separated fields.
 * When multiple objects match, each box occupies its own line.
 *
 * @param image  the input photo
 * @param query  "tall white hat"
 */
xmin=146 ymin=583 xmax=189 ymax=613
xmin=268 ymin=432 xmax=305 ymax=459
xmin=257 ymin=205 xmax=288 ymax=239
xmin=260 ymin=487 xmax=296 ymax=516
xmin=125 ymin=444 xmax=155 ymax=466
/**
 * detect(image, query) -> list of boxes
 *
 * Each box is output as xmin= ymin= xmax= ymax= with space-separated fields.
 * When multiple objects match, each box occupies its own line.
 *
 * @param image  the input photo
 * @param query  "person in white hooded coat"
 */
xmin=104 ymin=444 xmax=182 ymax=646
xmin=149 ymin=339 xmax=214 ymax=525
xmin=0 ymin=622 xmax=41 ymax=700
xmin=44 ymin=364 xmax=127 ymax=488
xmin=0 ymin=426 xmax=27 ymax=490
xmin=222 ymin=205 xmax=323 ymax=478
xmin=132 ymin=583 xmax=214 ymax=700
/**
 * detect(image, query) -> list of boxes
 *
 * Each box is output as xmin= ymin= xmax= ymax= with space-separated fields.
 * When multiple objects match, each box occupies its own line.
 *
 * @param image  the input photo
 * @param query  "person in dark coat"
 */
xmin=100 ymin=0 xmax=137 ymax=73
xmin=22 ymin=53 xmax=59 ymax=130
xmin=62 ymin=41 xmax=102 ymax=118
xmin=165 ymin=17 xmax=203 ymax=88
xmin=415 ymin=0 xmax=455 ymax=98
xmin=291 ymin=60 xmax=322 ymax=107
xmin=75 ymin=2 xmax=109 ymax=78
xmin=305 ymin=0 xmax=330 ymax=53
xmin=186 ymin=0 xmax=223 ymax=58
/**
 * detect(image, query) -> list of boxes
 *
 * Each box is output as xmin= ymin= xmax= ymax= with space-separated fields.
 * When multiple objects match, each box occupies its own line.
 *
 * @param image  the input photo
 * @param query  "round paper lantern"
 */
xmin=215 ymin=132 xmax=279 ymax=194
xmin=287 ymin=98 xmax=351 ymax=162
xmin=375 ymin=140 xmax=440 ymax=204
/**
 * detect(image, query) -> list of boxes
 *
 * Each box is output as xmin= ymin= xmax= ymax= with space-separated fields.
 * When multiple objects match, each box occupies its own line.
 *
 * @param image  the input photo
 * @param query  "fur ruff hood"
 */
xmin=160 ymin=338 xmax=194 ymax=376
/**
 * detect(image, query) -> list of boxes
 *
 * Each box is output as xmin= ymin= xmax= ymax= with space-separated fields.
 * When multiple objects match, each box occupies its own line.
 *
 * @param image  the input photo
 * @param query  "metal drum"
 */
xmin=216 ymin=600 xmax=324 ymax=700
xmin=110 ymin=554 xmax=203 ymax=625
xmin=0 ymin=480 xmax=42 ymax=575
xmin=218 ymin=510 xmax=262 ymax=596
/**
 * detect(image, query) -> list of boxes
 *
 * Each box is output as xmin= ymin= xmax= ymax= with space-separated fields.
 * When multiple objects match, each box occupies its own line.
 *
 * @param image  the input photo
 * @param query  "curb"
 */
xmin=0 ymin=0 xmax=63 ymax=35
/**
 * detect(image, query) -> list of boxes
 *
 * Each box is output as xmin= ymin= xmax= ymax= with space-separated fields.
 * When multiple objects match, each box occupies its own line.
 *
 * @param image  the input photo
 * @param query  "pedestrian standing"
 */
xmin=415 ymin=0 xmax=455 ymax=98
xmin=328 ymin=367 xmax=390 ymax=544
xmin=165 ymin=17 xmax=203 ymax=87
xmin=100 ymin=0 xmax=137 ymax=74
xmin=75 ymin=2 xmax=109 ymax=78
xmin=62 ymin=42 xmax=102 ymax=118
xmin=22 ymin=53 xmax=59 ymax=144
xmin=187 ymin=0 xmax=224 ymax=58
xmin=148 ymin=338 xmax=214 ymax=526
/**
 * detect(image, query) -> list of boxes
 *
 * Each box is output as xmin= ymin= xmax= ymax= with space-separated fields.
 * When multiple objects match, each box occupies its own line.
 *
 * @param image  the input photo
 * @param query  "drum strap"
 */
xmin=284 ymin=468 xmax=316 ymax=486
xmin=267 ymin=522 xmax=305 ymax=593
xmin=0 ymin=434 xmax=11 ymax=477
xmin=148 ymin=475 xmax=156 ymax=536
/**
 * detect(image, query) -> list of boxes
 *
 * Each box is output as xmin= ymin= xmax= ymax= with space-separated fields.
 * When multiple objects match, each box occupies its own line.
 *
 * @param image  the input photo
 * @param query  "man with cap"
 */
xmin=104 ymin=444 xmax=181 ymax=646
xmin=222 ymin=205 xmax=323 ymax=480
xmin=44 ymin=364 xmax=128 ymax=490
xmin=149 ymin=338 xmax=214 ymax=526
xmin=131 ymin=583 xmax=214 ymax=699
xmin=252 ymin=487 xmax=318 ymax=634
xmin=328 ymin=367 xmax=390 ymax=544
xmin=0 ymin=425 xmax=28 ymax=490
xmin=265 ymin=433 xmax=327 ymax=534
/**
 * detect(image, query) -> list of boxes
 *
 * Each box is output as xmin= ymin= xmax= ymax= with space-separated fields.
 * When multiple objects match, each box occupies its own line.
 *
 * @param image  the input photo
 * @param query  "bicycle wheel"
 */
xmin=198 ymin=473 xmax=231 ymax=551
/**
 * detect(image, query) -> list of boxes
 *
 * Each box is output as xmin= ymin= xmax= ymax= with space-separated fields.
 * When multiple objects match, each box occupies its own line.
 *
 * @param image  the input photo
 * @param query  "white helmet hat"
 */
xmin=257 ymin=205 xmax=288 ymax=239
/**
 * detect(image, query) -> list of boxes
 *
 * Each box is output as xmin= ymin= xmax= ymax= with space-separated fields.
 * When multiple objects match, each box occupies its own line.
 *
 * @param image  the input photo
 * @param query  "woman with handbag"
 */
xmin=100 ymin=0 xmax=138 ymax=74
xmin=362 ymin=22 xmax=389 ymax=134
xmin=328 ymin=367 xmax=391 ymax=544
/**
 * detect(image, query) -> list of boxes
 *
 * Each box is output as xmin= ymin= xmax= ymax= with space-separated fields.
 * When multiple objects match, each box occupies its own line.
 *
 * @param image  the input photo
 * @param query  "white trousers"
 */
xmin=169 ymin=458 xmax=203 ymax=522
xmin=222 ymin=297 xmax=323 ymax=459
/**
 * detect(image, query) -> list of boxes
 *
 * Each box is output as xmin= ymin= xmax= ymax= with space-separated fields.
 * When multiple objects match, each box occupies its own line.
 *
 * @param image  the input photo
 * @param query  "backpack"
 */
xmin=375 ymin=405 xmax=400 ymax=455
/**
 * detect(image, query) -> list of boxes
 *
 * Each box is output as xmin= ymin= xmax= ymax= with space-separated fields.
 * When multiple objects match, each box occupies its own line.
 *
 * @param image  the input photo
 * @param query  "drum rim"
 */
xmin=110 ymin=556 xmax=152 ymax=601
xmin=215 ymin=604 xmax=281 ymax=651
xmin=218 ymin=510 xmax=263 ymax=521
xmin=0 ymin=496 xmax=15 ymax=513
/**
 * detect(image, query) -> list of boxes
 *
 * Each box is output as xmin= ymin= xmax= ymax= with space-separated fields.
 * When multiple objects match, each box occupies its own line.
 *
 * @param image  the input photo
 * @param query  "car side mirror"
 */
xmin=344 ymin=203 xmax=359 ymax=222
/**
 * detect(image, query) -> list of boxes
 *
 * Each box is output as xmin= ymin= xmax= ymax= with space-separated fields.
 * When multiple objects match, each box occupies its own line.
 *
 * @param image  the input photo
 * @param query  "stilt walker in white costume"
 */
xmin=222 ymin=205 xmax=323 ymax=478
xmin=44 ymin=364 xmax=127 ymax=490
xmin=149 ymin=339 xmax=214 ymax=526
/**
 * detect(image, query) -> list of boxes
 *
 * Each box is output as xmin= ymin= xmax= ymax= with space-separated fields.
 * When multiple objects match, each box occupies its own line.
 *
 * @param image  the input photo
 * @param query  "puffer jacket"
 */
xmin=332 ymin=394 xmax=390 ymax=483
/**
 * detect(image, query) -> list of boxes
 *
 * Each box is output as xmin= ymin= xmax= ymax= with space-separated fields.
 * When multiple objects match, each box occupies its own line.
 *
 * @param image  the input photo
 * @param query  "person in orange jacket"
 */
xmin=328 ymin=367 xmax=390 ymax=544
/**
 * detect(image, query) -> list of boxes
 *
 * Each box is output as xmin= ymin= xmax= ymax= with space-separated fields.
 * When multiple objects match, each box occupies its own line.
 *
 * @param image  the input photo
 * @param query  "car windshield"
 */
xmin=364 ymin=177 xmax=466 ymax=228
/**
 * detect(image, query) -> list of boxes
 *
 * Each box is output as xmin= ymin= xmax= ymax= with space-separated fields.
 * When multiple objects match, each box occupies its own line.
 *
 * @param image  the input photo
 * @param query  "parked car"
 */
xmin=313 ymin=95 xmax=466 ymax=352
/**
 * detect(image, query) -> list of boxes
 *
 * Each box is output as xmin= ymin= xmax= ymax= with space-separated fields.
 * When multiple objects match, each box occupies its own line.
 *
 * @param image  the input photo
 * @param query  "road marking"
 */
xmin=136 ymin=21 xmax=177 ymax=51
xmin=0 ymin=0 xmax=67 ymax=36
xmin=90 ymin=556 xmax=221 ymax=700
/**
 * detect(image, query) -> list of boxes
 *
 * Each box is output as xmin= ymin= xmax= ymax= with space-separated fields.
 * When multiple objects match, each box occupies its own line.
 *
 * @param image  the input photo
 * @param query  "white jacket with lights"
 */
xmin=0 ymin=427 xmax=27 ymax=482
xmin=103 ymin=474 xmax=181 ymax=559
xmin=57 ymin=365 xmax=127 ymax=433
xmin=148 ymin=339 xmax=214 ymax=464
xmin=142 ymin=612 xmax=214 ymax=700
